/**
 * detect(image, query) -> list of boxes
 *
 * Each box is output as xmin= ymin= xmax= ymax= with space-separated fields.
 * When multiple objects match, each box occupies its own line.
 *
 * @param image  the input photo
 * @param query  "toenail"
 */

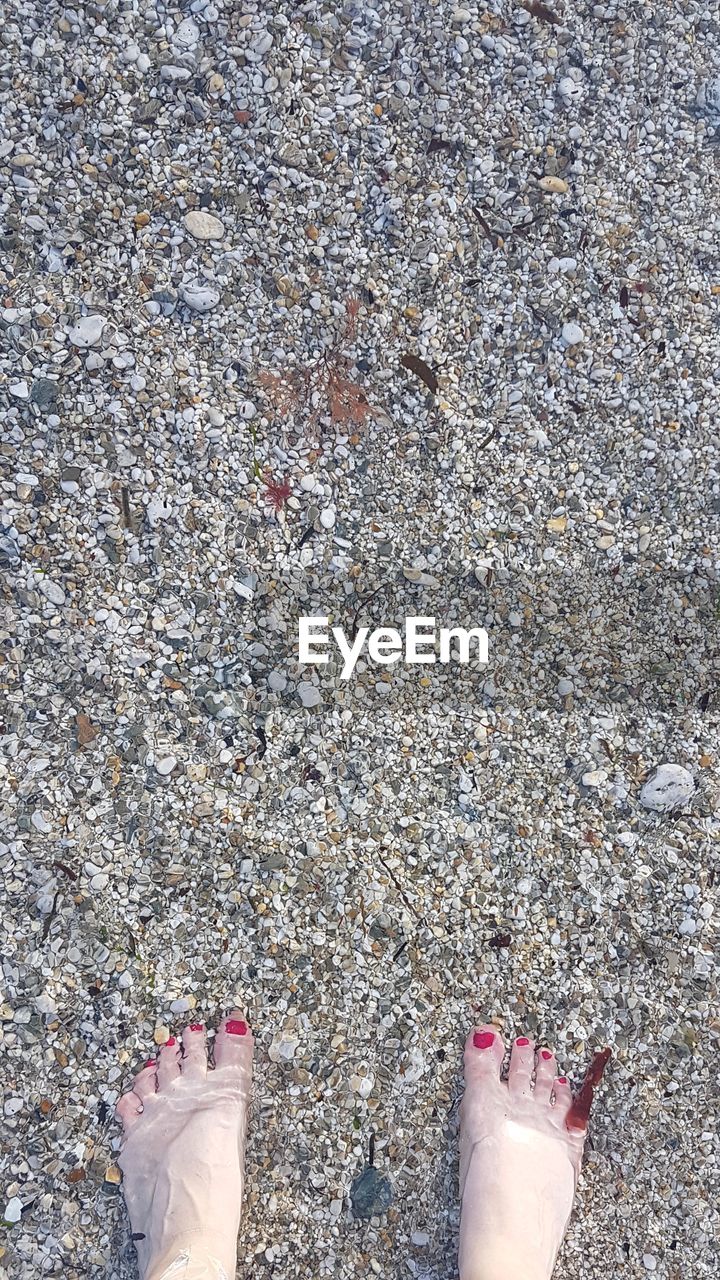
xmin=189 ymin=1023 xmax=204 ymax=1032
xmin=516 ymin=1037 xmax=530 ymax=1046
xmin=165 ymin=1037 xmax=176 ymax=1047
xmin=556 ymin=1077 xmax=568 ymax=1085
xmin=473 ymin=1031 xmax=494 ymax=1049
xmin=541 ymin=1050 xmax=553 ymax=1060
xmin=144 ymin=1059 xmax=157 ymax=1068
xmin=226 ymin=1019 xmax=248 ymax=1036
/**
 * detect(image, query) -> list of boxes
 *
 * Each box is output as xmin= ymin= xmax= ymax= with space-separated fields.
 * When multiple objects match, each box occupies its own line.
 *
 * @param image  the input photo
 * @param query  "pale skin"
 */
xmin=116 ymin=1013 xmax=607 ymax=1280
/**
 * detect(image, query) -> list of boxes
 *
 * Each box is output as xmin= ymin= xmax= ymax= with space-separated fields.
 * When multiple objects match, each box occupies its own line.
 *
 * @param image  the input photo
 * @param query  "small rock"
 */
xmin=403 ymin=567 xmax=441 ymax=587
xmin=170 ymin=996 xmax=194 ymax=1014
xmin=596 ymin=535 xmax=615 ymax=549
xmin=9 ymin=380 xmax=29 ymax=399
xmin=30 ymin=378 xmax=58 ymax=408
xmin=268 ymin=671 xmax=287 ymax=692
xmin=179 ymin=282 xmax=221 ymax=313
xmin=350 ymin=1166 xmax=393 ymax=1220
xmin=640 ymin=764 xmax=695 ymax=812
xmin=4 ymin=1196 xmax=22 ymax=1224
xmin=561 ymin=321 xmax=585 ymax=345
xmin=582 ymin=769 xmax=608 ymax=788
xmin=538 ymin=175 xmax=568 ymax=194
xmin=297 ymin=682 xmax=322 ymax=708
xmin=156 ymin=755 xmax=177 ymax=775
xmin=161 ymin=64 xmax=192 ymax=83
xmin=319 ymin=508 xmax=336 ymax=530
xmin=411 ymin=1231 xmax=430 ymax=1246
xmin=173 ymin=17 xmax=200 ymax=49
xmin=183 ymin=211 xmax=225 ymax=241
xmin=69 ymin=315 xmax=106 ymax=348
xmin=38 ymin=579 xmax=66 ymax=606
xmin=104 ymin=1166 xmax=122 ymax=1185
xmin=154 ymin=1026 xmax=171 ymax=1045
xmin=557 ymin=677 xmax=573 ymax=696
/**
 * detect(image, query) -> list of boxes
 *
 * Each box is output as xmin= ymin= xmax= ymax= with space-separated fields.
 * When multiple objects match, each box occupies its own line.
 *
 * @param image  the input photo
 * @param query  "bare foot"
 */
xmin=459 ymin=1025 xmax=610 ymax=1280
xmin=115 ymin=1012 xmax=253 ymax=1280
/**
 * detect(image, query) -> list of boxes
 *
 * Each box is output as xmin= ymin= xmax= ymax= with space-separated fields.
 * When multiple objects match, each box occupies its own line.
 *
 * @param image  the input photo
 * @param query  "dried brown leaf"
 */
xmin=76 ymin=713 xmax=99 ymax=746
xmin=400 ymin=352 xmax=438 ymax=394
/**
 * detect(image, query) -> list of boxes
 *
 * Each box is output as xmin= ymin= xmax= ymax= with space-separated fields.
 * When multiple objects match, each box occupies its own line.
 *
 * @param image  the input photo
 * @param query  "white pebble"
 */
xmin=640 ymin=764 xmax=695 ymax=812
xmin=297 ymin=682 xmax=322 ymax=708
xmin=69 ymin=315 xmax=106 ymax=348
xmin=4 ymin=1197 xmax=22 ymax=1224
xmin=183 ymin=211 xmax=225 ymax=241
xmin=561 ymin=321 xmax=585 ymax=346
xmin=156 ymin=755 xmax=177 ymax=775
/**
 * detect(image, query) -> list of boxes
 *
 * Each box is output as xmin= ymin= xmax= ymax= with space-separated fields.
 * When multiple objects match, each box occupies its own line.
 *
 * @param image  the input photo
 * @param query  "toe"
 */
xmin=157 ymin=1037 xmax=181 ymax=1090
xmin=214 ymin=1009 xmax=254 ymax=1077
xmin=463 ymin=1024 xmax=505 ymax=1082
xmin=115 ymin=1090 xmax=142 ymax=1133
xmin=132 ymin=1061 xmax=158 ymax=1101
xmin=508 ymin=1035 xmax=535 ymax=1099
xmin=551 ymin=1075 xmax=573 ymax=1126
xmin=534 ymin=1046 xmax=557 ymax=1102
xmin=181 ymin=1021 xmax=208 ymax=1081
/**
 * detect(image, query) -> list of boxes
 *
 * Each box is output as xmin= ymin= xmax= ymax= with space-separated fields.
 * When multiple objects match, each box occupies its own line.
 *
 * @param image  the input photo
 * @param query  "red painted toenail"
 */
xmin=189 ymin=1024 xmax=204 ymax=1032
xmin=165 ymin=1037 xmax=176 ymax=1047
xmin=516 ymin=1037 xmax=530 ymax=1046
xmin=473 ymin=1031 xmax=494 ymax=1049
xmin=226 ymin=1019 xmax=247 ymax=1036
xmin=144 ymin=1059 xmax=156 ymax=1068
xmin=556 ymin=1077 xmax=568 ymax=1085
xmin=541 ymin=1050 xmax=553 ymax=1060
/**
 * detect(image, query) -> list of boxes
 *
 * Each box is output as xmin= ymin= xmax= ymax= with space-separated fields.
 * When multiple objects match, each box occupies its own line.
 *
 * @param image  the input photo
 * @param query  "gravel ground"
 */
xmin=1 ymin=1 xmax=719 ymax=1278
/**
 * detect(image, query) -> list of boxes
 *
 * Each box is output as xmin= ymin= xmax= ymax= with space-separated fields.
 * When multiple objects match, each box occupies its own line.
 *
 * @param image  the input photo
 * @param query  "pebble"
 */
xmin=38 ymin=579 xmax=66 ymax=606
xmin=179 ymin=282 xmax=221 ymax=313
xmin=350 ymin=1167 xmax=393 ymax=1220
xmin=156 ymin=756 xmax=178 ymax=775
xmin=4 ymin=1197 xmax=22 ymax=1224
xmin=68 ymin=315 xmax=106 ymax=348
xmin=319 ymin=508 xmax=336 ymax=530
xmin=582 ymin=769 xmax=608 ymax=788
xmin=403 ymin=568 xmax=441 ymax=587
xmin=30 ymin=378 xmax=57 ymax=408
xmin=640 ymin=765 xmax=695 ymax=812
xmin=538 ymin=176 xmax=568 ymax=194
xmin=9 ymin=380 xmax=29 ymax=399
xmin=297 ymin=682 xmax=322 ymax=709
xmin=561 ymin=322 xmax=585 ymax=346
xmin=183 ymin=211 xmax=226 ymax=242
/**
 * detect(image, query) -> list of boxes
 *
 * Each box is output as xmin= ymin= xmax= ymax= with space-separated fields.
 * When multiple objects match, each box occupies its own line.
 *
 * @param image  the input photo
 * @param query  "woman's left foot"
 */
xmin=116 ymin=1011 xmax=253 ymax=1280
xmin=458 ymin=1025 xmax=610 ymax=1280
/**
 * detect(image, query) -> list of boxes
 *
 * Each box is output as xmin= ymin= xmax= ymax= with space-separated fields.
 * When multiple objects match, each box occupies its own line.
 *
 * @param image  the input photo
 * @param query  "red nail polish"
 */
xmin=165 ymin=1037 xmax=176 ymax=1047
xmin=556 ymin=1077 xmax=568 ymax=1086
xmin=144 ymin=1059 xmax=156 ymax=1068
xmin=226 ymin=1019 xmax=247 ymax=1036
xmin=473 ymin=1031 xmax=494 ymax=1049
xmin=541 ymin=1050 xmax=553 ymax=1060
xmin=189 ymin=1024 xmax=204 ymax=1032
xmin=516 ymin=1037 xmax=530 ymax=1047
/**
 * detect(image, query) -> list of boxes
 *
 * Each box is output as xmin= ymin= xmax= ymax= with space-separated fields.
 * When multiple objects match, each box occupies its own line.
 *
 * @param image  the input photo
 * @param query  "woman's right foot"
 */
xmin=458 ymin=1025 xmax=610 ymax=1280
xmin=115 ymin=1011 xmax=253 ymax=1280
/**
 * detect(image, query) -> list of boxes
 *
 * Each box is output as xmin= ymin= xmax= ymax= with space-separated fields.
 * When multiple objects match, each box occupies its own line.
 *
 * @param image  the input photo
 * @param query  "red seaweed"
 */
xmin=566 ymin=1047 xmax=612 ymax=1132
